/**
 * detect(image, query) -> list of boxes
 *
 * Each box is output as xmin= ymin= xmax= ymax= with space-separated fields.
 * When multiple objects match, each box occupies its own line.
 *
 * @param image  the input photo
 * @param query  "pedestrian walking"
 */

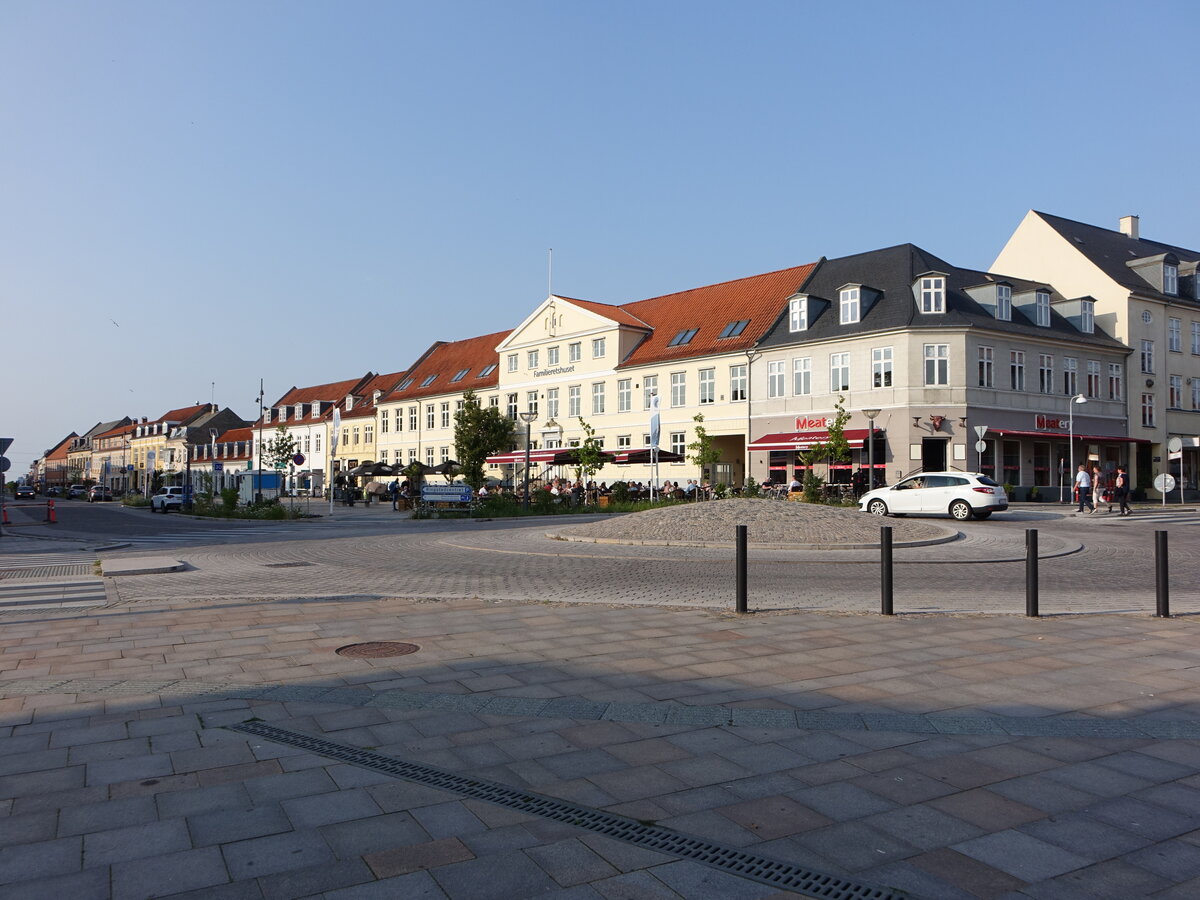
xmin=1091 ymin=466 xmax=1104 ymax=514
xmin=1074 ymin=464 xmax=1093 ymax=513
xmin=1114 ymin=465 xmax=1131 ymax=516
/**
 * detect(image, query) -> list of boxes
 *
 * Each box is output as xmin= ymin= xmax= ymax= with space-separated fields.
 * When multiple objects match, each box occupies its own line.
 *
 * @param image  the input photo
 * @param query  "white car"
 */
xmin=150 ymin=486 xmax=187 ymax=513
xmin=859 ymin=472 xmax=1008 ymax=521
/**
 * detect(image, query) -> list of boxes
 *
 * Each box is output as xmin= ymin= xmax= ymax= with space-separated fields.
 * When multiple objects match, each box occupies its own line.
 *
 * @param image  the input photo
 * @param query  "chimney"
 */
xmin=1119 ymin=215 xmax=1139 ymax=240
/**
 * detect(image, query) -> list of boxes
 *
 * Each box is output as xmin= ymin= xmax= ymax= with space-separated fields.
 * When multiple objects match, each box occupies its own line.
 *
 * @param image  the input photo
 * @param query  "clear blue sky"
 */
xmin=3 ymin=1 xmax=1198 ymax=473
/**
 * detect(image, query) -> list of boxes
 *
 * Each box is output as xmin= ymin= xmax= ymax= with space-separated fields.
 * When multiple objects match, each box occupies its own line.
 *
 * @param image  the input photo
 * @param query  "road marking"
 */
xmin=0 ymin=578 xmax=107 ymax=610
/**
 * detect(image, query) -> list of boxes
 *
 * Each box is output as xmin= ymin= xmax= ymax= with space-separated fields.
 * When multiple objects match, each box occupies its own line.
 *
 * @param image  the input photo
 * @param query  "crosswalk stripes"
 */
xmin=0 ymin=552 xmax=98 ymax=570
xmin=0 ymin=578 xmax=107 ymax=611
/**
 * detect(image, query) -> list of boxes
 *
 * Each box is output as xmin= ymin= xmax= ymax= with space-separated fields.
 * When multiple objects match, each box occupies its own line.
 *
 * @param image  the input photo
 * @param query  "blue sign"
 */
xmin=421 ymin=484 xmax=473 ymax=503
xmin=212 ymin=462 xmax=224 ymax=472
xmin=126 ymin=464 xmax=135 ymax=472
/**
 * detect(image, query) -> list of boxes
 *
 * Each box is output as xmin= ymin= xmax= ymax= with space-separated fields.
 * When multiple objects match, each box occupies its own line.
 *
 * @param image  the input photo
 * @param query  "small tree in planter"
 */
xmin=687 ymin=413 xmax=721 ymax=500
xmin=574 ymin=418 xmax=608 ymax=505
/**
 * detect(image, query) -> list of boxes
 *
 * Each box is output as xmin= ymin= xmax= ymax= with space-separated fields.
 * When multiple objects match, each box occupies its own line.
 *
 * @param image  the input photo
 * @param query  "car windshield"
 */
xmin=976 ymin=475 xmax=999 ymax=486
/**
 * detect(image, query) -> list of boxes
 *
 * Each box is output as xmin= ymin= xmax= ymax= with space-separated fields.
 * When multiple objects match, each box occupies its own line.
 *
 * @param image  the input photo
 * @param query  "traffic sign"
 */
xmin=212 ymin=462 xmax=224 ymax=472
xmin=974 ymin=440 xmax=987 ymax=453
xmin=126 ymin=464 xmax=135 ymax=472
xmin=0 ymin=437 xmax=12 ymax=456
xmin=974 ymin=426 xmax=988 ymax=439
xmin=293 ymin=453 xmax=306 ymax=465
xmin=0 ymin=458 xmax=10 ymax=473
xmin=1154 ymin=473 xmax=1176 ymax=494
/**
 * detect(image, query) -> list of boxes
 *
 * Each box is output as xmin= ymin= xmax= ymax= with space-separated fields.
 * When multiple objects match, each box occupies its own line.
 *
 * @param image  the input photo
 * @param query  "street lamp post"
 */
xmin=863 ymin=409 xmax=881 ymax=491
xmin=209 ymin=428 xmax=218 ymax=497
xmin=1066 ymin=393 xmax=1087 ymax=503
xmin=519 ymin=410 xmax=537 ymax=511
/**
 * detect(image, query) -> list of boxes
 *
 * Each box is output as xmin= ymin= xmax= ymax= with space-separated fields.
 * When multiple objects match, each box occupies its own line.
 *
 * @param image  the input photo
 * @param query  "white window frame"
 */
xmin=1108 ymin=363 xmax=1123 ymax=401
xmin=789 ymin=297 xmax=808 ymax=332
xmin=698 ymin=368 xmax=715 ymax=405
xmin=425 ymin=405 xmax=434 ymax=430
xmin=767 ymin=361 xmax=785 ymax=398
xmin=568 ymin=385 xmax=581 ymax=418
xmin=840 ymin=288 xmax=860 ymax=324
xmin=924 ymin=344 xmax=949 ymax=386
xmin=409 ymin=406 xmax=418 ymax=430
xmin=546 ymin=387 xmax=560 ymax=419
xmin=996 ymin=284 xmax=1012 ymax=321
xmin=1165 ymin=263 xmax=1179 ymax=295
xmin=568 ymin=342 xmax=581 ymax=362
xmin=730 ymin=365 xmax=747 ymax=401
xmin=920 ymin=277 xmax=945 ymax=314
xmin=1193 ymin=322 xmax=1200 ymax=355
xmin=871 ymin=347 xmax=892 ymax=388
xmin=1035 ymin=291 xmax=1051 ymax=327
xmin=1141 ymin=340 xmax=1155 ymax=374
xmin=1086 ymin=360 xmax=1101 ymax=398
xmin=1080 ymin=299 xmax=1094 ymax=334
xmin=1193 ymin=380 xmax=1200 ymax=411
xmin=1141 ymin=392 xmax=1155 ymax=427
xmin=527 ymin=350 xmax=539 ymax=369
xmin=1169 ymin=375 xmax=1183 ymax=409
xmin=547 ymin=346 xmax=560 ymax=365
xmin=617 ymin=378 xmax=632 ymax=412
xmin=1010 ymin=350 xmax=1025 ymax=391
xmin=670 ymin=431 xmax=686 ymax=456
xmin=793 ymin=357 xmax=811 ymax=395
xmin=592 ymin=382 xmax=606 ymax=415
xmin=526 ymin=391 xmax=539 ymax=418
xmin=643 ymin=375 xmax=658 ymax=409
xmin=829 ymin=353 xmax=850 ymax=392
xmin=1038 ymin=354 xmax=1054 ymax=394
xmin=507 ymin=353 xmax=518 ymax=373
xmin=1062 ymin=358 xmax=1077 ymax=396
xmin=670 ymin=371 xmax=686 ymax=407
xmin=1169 ymin=317 xmax=1181 ymax=352
xmin=591 ymin=337 xmax=606 ymax=359
xmin=978 ymin=346 xmax=994 ymax=388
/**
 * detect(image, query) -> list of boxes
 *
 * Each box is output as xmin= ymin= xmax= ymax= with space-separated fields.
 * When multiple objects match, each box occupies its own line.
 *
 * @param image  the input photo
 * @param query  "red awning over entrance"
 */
xmin=748 ymin=428 xmax=875 ymax=450
xmin=989 ymin=429 xmax=1150 ymax=444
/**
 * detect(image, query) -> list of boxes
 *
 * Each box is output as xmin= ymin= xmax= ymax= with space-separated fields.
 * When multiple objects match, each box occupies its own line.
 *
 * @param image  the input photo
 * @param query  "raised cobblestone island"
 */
xmin=551 ymin=498 xmax=955 ymax=548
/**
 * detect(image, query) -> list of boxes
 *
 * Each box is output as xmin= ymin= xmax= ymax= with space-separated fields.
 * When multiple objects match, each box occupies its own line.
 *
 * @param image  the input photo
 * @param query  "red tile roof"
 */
xmin=381 ymin=331 xmax=509 ymax=404
xmin=271 ymin=375 xmax=375 ymax=409
xmin=616 ymin=263 xmax=817 ymax=368
xmin=558 ymin=296 xmax=651 ymax=329
xmin=94 ymin=423 xmax=137 ymax=440
xmin=340 ymin=371 xmax=408 ymax=420
xmin=151 ymin=404 xmax=210 ymax=426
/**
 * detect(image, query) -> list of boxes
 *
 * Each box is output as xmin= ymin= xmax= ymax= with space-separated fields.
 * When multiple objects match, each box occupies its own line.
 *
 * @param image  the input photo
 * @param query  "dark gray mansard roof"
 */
xmin=1036 ymin=211 xmax=1200 ymax=300
xmin=756 ymin=243 xmax=1126 ymax=351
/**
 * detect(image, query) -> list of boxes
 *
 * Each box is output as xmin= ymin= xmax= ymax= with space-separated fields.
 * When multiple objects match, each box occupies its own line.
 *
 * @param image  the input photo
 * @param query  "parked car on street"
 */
xmin=150 ymin=486 xmax=186 ymax=512
xmin=67 ymin=484 xmax=88 ymax=499
xmin=14 ymin=484 xmax=35 ymax=499
xmin=45 ymin=486 xmax=63 ymax=497
xmin=859 ymin=472 xmax=1008 ymax=521
xmin=87 ymin=485 xmax=114 ymax=502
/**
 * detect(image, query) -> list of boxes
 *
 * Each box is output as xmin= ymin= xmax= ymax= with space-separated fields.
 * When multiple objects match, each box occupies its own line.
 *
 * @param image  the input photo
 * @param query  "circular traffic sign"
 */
xmin=1167 ymin=436 xmax=1183 ymax=453
xmin=974 ymin=440 xmax=987 ymax=453
xmin=293 ymin=453 xmax=306 ymax=465
xmin=0 ymin=458 xmax=9 ymax=473
xmin=1154 ymin=473 xmax=1176 ymax=494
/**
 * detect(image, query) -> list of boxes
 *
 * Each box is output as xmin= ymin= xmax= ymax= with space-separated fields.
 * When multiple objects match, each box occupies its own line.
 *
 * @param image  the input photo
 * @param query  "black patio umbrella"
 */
xmin=428 ymin=459 xmax=460 ymax=475
xmin=551 ymin=448 xmax=616 ymax=467
xmin=617 ymin=448 xmax=685 ymax=464
xmin=347 ymin=461 xmax=396 ymax=477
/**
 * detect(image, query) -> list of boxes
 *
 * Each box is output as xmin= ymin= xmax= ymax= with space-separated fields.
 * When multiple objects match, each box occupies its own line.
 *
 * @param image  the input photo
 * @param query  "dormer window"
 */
xmin=420 ymin=374 xmax=437 ymax=387
xmin=1164 ymin=263 xmax=1178 ymax=295
xmin=1080 ymin=299 xmax=1094 ymax=334
xmin=1036 ymin=291 xmax=1051 ymax=327
xmin=451 ymin=368 xmax=469 ymax=383
xmin=996 ymin=285 xmax=1012 ymax=321
xmin=839 ymin=287 xmax=860 ymax=324
xmin=668 ymin=328 xmax=699 ymax=347
xmin=920 ymin=277 xmax=945 ymax=314
xmin=788 ymin=297 xmax=808 ymax=332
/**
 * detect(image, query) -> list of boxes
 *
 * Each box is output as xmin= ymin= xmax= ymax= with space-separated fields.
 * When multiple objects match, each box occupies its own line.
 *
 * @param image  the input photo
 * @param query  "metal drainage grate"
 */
xmin=335 ymin=641 xmax=420 ymax=659
xmin=228 ymin=721 xmax=903 ymax=900
xmin=263 ymin=562 xmax=314 ymax=568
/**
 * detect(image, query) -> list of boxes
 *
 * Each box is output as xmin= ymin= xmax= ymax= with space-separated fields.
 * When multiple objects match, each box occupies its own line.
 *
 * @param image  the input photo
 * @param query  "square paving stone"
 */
xmin=648 ymin=857 xmax=794 ymax=899
xmin=409 ymin=801 xmax=488 ymax=840
xmin=84 ymin=818 xmax=192 ymax=866
xmin=244 ymin=768 xmax=338 ymax=804
xmin=281 ymin=787 xmax=382 ymax=829
xmin=221 ymin=829 xmax=334 ymax=880
xmin=1123 ymin=839 xmax=1200 ymax=881
xmin=862 ymin=805 xmax=985 ymax=851
xmin=1019 ymin=813 xmax=1153 ymax=859
xmin=429 ymin=851 xmax=562 ymax=899
xmin=797 ymin=820 xmax=920 ymax=872
xmin=0 ymin=810 xmax=57 ymax=846
xmin=787 ymin=782 xmax=896 ymax=821
xmin=363 ymin=835 xmax=475 ymax=879
xmin=953 ymin=829 xmax=1090 ymax=881
xmin=718 ymin=795 xmax=832 ymax=840
xmin=927 ymin=787 xmax=1046 ymax=830
xmin=112 ymin=846 xmax=231 ymax=899
xmin=907 ymin=846 xmax=1025 ymax=898
xmin=0 ymin=835 xmax=82 ymax=882
xmin=323 ymin=869 xmax=445 ymax=899
xmin=87 ymin=753 xmax=175 ymax=786
xmin=188 ymin=804 xmax=293 ymax=847
xmin=1088 ymin=797 xmax=1199 ymax=841
xmin=255 ymin=858 xmax=375 ymax=900
xmin=1025 ymin=859 xmax=1172 ymax=899
xmin=524 ymin=838 xmax=620 ymax=887
xmin=319 ymin=811 xmax=431 ymax=858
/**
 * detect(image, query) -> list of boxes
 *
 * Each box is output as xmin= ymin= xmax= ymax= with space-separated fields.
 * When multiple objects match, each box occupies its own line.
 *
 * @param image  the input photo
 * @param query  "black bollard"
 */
xmin=1026 ymin=528 xmax=1039 ymax=617
xmin=1155 ymin=530 xmax=1170 ymax=617
xmin=735 ymin=525 xmax=748 ymax=614
xmin=880 ymin=526 xmax=893 ymax=615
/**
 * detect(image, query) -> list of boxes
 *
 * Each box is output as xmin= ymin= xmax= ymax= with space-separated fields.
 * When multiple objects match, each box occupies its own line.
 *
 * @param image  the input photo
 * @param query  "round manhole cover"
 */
xmin=335 ymin=641 xmax=420 ymax=659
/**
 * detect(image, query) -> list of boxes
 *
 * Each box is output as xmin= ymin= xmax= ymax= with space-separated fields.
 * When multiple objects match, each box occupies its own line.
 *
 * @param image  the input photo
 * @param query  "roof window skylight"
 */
xmin=718 ymin=320 xmax=749 ymax=339
xmin=668 ymin=328 xmax=699 ymax=347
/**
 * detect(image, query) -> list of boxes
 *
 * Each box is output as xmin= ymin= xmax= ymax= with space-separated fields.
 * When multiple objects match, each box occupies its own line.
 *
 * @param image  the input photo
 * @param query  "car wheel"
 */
xmin=867 ymin=499 xmax=889 ymax=517
xmin=974 ymin=510 xmax=992 ymax=520
xmin=949 ymin=500 xmax=973 ymax=521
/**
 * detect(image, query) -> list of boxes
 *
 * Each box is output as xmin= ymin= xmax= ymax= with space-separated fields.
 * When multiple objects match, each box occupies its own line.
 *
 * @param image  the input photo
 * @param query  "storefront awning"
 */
xmin=748 ymin=428 xmax=876 ymax=451
xmin=485 ymin=449 xmax=561 ymax=466
xmin=989 ymin=429 xmax=1150 ymax=444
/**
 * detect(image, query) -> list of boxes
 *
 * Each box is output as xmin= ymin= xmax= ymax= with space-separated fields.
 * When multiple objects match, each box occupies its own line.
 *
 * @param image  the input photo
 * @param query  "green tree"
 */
xmin=574 ymin=418 xmax=608 ymax=502
xmin=687 ymin=413 xmax=721 ymax=491
xmin=454 ymin=389 xmax=514 ymax=489
xmin=262 ymin=425 xmax=298 ymax=473
xmin=801 ymin=395 xmax=851 ymax=501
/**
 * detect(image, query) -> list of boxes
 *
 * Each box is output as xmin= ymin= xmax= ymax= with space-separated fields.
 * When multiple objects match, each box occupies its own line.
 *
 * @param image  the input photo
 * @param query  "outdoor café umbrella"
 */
xmin=429 ymin=459 xmax=460 ymax=476
xmin=551 ymin=448 xmax=616 ymax=467
xmin=347 ymin=461 xmax=396 ymax=478
xmin=615 ymin=448 xmax=685 ymax=465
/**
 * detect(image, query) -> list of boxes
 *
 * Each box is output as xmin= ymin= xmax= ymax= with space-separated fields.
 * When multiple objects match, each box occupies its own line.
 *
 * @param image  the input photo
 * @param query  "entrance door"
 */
xmin=921 ymin=438 xmax=947 ymax=472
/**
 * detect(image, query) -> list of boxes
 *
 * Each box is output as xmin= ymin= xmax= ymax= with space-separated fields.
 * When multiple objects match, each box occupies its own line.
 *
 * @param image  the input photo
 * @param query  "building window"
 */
xmin=1170 ymin=375 xmax=1183 ymax=408
xmin=670 ymin=431 xmax=686 ymax=456
xmin=1010 ymin=351 xmax=1025 ymax=391
xmin=872 ymin=347 xmax=893 ymax=388
xmin=506 ymin=394 xmax=518 ymax=421
xmin=730 ymin=365 xmax=747 ymax=401
xmin=1142 ymin=392 xmax=1155 ymax=427
xmin=1165 ymin=263 xmax=1179 ymax=295
xmin=1081 ymin=299 xmax=1094 ymax=334
xmin=920 ymin=277 xmax=945 ymax=314
xmin=548 ymin=346 xmax=560 ymax=365
xmin=591 ymin=382 xmax=606 ymax=414
xmin=1038 ymin=354 xmax=1054 ymax=394
xmin=441 ymin=402 xmax=450 ymax=428
xmin=996 ymin=284 xmax=1012 ymax=321
xmin=420 ymin=375 xmax=437 ymax=388
xmin=546 ymin=388 xmax=560 ymax=419
xmin=1193 ymin=380 xmax=1200 ymax=411
xmin=643 ymin=375 xmax=658 ymax=409
xmin=1143 ymin=310 xmax=1153 ymax=324
xmin=1086 ymin=360 xmax=1101 ymax=398
xmin=1035 ymin=291 xmax=1050 ymax=327
xmin=568 ymin=342 xmax=581 ymax=362
xmin=1107 ymin=364 xmax=1123 ymax=401
xmin=767 ymin=361 xmax=785 ymax=398
xmin=380 ymin=410 xmax=389 ymax=433
xmin=479 ymin=363 xmax=496 ymax=378
xmin=440 ymin=447 xmax=450 ymax=464
xmin=451 ymin=368 xmax=469 ymax=383
xmin=924 ymin=344 xmax=949 ymax=385
xmin=364 ymin=425 xmax=374 ymax=443
xmin=1062 ymin=358 xmax=1077 ymax=396
xmin=527 ymin=350 xmax=539 ymax=369
xmin=507 ymin=354 xmax=518 ymax=373
xmin=830 ymin=353 xmax=850 ymax=392
xmin=1141 ymin=340 xmax=1155 ymax=374
xmin=351 ymin=427 xmax=359 ymax=445
xmin=670 ymin=372 xmax=686 ymax=407
xmin=1193 ymin=322 xmax=1200 ymax=355
xmin=698 ymin=369 xmax=715 ymax=404
xmin=592 ymin=337 xmax=606 ymax=359
xmin=617 ymin=378 xmax=632 ymax=412
xmin=315 ymin=433 xmax=322 ymax=453
xmin=1169 ymin=317 xmax=1181 ymax=352
xmin=719 ymin=320 xmax=749 ymax=339
xmin=568 ymin=385 xmax=581 ymax=417
xmin=668 ymin=328 xmax=699 ymax=347
xmin=407 ymin=406 xmax=417 ymax=430
xmin=425 ymin=405 xmax=434 ymax=429
xmin=789 ymin=297 xmax=807 ymax=332
xmin=840 ymin=288 xmax=860 ymax=324
xmin=489 ymin=395 xmax=498 ymax=408
xmin=978 ymin=346 xmax=994 ymax=388
xmin=526 ymin=391 xmax=539 ymax=418
xmin=618 ymin=435 xmax=631 ymax=449
xmin=793 ymin=357 xmax=811 ymax=395
xmin=426 ymin=447 xmax=434 ymax=466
